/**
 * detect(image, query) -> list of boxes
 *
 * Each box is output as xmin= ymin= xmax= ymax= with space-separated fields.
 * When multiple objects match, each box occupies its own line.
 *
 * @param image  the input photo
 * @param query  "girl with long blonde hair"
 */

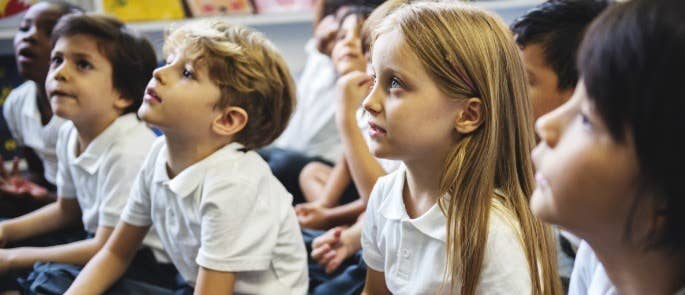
xmin=360 ymin=2 xmax=562 ymax=294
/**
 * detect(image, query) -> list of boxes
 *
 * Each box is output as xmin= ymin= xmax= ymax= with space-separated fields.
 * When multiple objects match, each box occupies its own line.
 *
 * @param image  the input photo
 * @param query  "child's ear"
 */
xmin=212 ymin=106 xmax=248 ymax=137
xmin=454 ymin=97 xmax=484 ymax=134
xmin=113 ymin=95 xmax=133 ymax=112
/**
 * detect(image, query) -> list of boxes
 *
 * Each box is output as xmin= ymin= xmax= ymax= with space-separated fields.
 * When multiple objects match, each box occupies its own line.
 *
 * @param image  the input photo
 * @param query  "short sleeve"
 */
xmin=120 ymin=166 xmax=153 ymax=227
xmin=96 ymin=148 xmax=148 ymax=228
xmin=196 ymin=175 xmax=276 ymax=272
xmin=56 ymin=124 xmax=77 ymax=198
xmin=361 ymin=179 xmax=385 ymax=272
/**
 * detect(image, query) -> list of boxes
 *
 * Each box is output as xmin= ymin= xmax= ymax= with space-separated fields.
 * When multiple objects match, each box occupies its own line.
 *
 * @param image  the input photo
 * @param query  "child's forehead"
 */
xmin=23 ymin=3 xmax=64 ymax=23
xmin=54 ymin=34 xmax=110 ymax=60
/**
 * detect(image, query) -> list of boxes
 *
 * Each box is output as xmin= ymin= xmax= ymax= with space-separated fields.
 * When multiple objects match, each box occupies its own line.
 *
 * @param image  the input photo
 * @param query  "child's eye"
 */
xmin=182 ymin=69 xmax=195 ymax=79
xmin=50 ymin=56 xmax=63 ymax=66
xmin=18 ymin=25 xmax=30 ymax=33
xmin=76 ymin=60 xmax=93 ymax=70
xmin=579 ymin=113 xmax=593 ymax=130
xmin=390 ymin=77 xmax=402 ymax=89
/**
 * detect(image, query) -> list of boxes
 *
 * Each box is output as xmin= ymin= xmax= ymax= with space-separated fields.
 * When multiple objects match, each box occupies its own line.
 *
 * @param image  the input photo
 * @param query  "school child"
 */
xmin=0 ymin=14 xmax=170 ymax=293
xmin=532 ymin=0 xmax=685 ymax=293
xmin=510 ymin=0 xmax=610 ymax=288
xmin=302 ymin=2 xmax=402 ymax=293
xmin=360 ymin=2 xmax=561 ymax=294
xmin=295 ymin=5 xmax=396 ymax=231
xmin=511 ymin=0 xmax=610 ymax=121
xmin=65 ymin=20 xmax=308 ymax=294
xmin=260 ymin=0 xmax=383 ymax=205
xmin=0 ymin=1 xmax=83 ymax=217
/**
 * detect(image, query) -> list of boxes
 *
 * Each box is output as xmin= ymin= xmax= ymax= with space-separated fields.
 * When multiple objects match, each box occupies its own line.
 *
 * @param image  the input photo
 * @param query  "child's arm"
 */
xmin=0 ymin=196 xmax=81 ymax=246
xmin=3 ymin=224 xmax=114 ymax=271
xmin=336 ymin=72 xmax=388 ymax=202
xmin=362 ymin=269 xmax=391 ymax=295
xmin=65 ymin=222 xmax=149 ymax=295
xmin=195 ymin=267 xmax=236 ymax=295
xmin=300 ymin=155 xmax=352 ymax=207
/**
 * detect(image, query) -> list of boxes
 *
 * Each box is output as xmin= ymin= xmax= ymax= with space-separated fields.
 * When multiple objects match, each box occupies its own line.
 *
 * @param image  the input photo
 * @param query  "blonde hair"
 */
xmin=375 ymin=2 xmax=561 ymax=294
xmin=164 ymin=20 xmax=296 ymax=150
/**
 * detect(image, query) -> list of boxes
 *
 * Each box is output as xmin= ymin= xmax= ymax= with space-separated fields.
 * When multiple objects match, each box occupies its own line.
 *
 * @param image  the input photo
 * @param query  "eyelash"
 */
xmin=579 ymin=113 xmax=593 ymax=129
xmin=182 ymin=68 xmax=195 ymax=79
xmin=390 ymin=77 xmax=402 ymax=89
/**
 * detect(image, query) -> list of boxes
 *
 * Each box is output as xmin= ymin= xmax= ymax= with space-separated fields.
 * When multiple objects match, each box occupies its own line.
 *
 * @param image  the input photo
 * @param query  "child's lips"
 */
xmin=368 ymin=121 xmax=387 ymax=139
xmin=144 ymin=88 xmax=162 ymax=104
xmin=49 ymin=89 xmax=76 ymax=99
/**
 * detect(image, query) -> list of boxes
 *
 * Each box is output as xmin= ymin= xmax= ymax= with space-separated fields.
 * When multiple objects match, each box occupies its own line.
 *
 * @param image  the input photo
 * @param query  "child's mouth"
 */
xmin=144 ymin=88 xmax=163 ymax=104
xmin=368 ymin=121 xmax=387 ymax=138
xmin=50 ymin=89 xmax=76 ymax=99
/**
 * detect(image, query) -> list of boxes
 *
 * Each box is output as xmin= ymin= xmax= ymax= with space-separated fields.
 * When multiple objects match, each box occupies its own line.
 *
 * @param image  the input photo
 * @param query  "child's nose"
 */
xmin=51 ymin=62 xmax=69 ymax=82
xmin=153 ymin=67 xmax=166 ymax=84
xmin=363 ymin=86 xmax=382 ymax=116
xmin=535 ymin=100 xmax=573 ymax=148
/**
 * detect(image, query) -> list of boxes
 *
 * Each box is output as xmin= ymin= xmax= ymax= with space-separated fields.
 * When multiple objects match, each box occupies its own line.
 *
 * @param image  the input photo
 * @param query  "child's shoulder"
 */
xmin=368 ymin=166 xmax=406 ymax=208
xmin=3 ymin=81 xmax=37 ymax=115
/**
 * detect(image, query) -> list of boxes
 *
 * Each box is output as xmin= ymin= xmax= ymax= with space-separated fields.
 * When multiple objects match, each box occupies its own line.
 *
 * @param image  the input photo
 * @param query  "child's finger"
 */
xmin=326 ymin=255 xmax=344 ymax=274
xmin=310 ymin=243 xmax=330 ymax=261
xmin=319 ymin=249 xmax=337 ymax=267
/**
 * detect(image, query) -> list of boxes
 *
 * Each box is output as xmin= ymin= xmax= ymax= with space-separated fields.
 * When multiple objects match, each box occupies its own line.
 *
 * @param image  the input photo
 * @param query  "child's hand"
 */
xmin=311 ymin=226 xmax=358 ymax=274
xmin=0 ymin=156 xmax=48 ymax=199
xmin=314 ymin=14 xmax=339 ymax=56
xmin=336 ymin=71 xmax=374 ymax=118
xmin=295 ymin=203 xmax=331 ymax=230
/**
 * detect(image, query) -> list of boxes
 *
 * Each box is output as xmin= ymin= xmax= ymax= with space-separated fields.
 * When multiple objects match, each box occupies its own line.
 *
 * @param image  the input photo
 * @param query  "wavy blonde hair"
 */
xmin=163 ymin=20 xmax=296 ymax=150
xmin=374 ymin=2 xmax=561 ymax=294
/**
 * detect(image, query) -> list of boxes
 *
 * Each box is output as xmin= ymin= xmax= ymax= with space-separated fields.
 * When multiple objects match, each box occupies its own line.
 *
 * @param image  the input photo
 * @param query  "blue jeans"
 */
xmin=18 ymin=247 xmax=187 ymax=295
xmin=303 ymin=229 xmax=366 ymax=295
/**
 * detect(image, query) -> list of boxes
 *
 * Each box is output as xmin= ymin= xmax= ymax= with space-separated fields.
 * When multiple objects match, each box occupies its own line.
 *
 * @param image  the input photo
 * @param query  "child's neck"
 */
xmin=163 ymin=132 xmax=231 ymax=178
xmin=34 ymin=81 xmax=53 ymax=125
xmin=74 ymin=114 xmax=119 ymax=155
xmin=403 ymin=157 xmax=445 ymax=218
xmin=589 ymin=236 xmax=685 ymax=295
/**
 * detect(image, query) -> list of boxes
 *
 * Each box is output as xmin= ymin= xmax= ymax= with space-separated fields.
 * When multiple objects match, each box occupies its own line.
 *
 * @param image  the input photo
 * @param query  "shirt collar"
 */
xmin=378 ymin=168 xmax=447 ymax=242
xmin=152 ymin=141 xmax=246 ymax=198
xmin=71 ymin=114 xmax=139 ymax=174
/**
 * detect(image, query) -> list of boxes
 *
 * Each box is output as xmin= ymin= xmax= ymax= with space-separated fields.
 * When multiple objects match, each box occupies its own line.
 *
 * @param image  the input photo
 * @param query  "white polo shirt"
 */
xmin=274 ymin=39 xmax=341 ymax=163
xmin=3 ymin=81 xmax=66 ymax=184
xmin=570 ymin=242 xmax=685 ymax=295
xmin=56 ymin=114 xmax=166 ymax=260
xmin=362 ymin=168 xmax=532 ymax=294
xmin=121 ymin=138 xmax=308 ymax=294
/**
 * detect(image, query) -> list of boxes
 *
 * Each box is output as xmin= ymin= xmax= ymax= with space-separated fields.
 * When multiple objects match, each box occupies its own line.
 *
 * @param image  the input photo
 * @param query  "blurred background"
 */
xmin=0 ymin=0 xmax=542 ymax=162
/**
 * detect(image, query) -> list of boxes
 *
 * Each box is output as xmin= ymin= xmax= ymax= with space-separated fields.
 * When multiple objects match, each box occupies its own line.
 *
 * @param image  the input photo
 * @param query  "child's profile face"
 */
xmin=14 ymin=2 xmax=65 ymax=83
xmin=138 ymin=50 xmax=223 ymax=134
xmin=518 ymin=43 xmax=574 ymax=121
xmin=531 ymin=81 xmax=640 ymax=241
xmin=46 ymin=34 xmax=125 ymax=124
xmin=331 ymin=14 xmax=366 ymax=76
xmin=362 ymin=29 xmax=462 ymax=162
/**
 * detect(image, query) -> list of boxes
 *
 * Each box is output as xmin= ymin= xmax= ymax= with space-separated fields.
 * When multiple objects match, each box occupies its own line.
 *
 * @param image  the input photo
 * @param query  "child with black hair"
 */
xmin=510 ymin=1 xmax=610 ymax=288
xmin=511 ymin=0 xmax=610 ymax=120
xmin=0 ymin=14 xmax=171 ymax=294
xmin=532 ymin=0 xmax=685 ymax=293
xmin=0 ymin=1 xmax=83 ymax=217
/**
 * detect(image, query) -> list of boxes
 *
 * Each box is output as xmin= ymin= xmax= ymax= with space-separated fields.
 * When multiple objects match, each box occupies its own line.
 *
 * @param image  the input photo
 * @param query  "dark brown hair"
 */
xmin=52 ymin=13 xmax=157 ymax=115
